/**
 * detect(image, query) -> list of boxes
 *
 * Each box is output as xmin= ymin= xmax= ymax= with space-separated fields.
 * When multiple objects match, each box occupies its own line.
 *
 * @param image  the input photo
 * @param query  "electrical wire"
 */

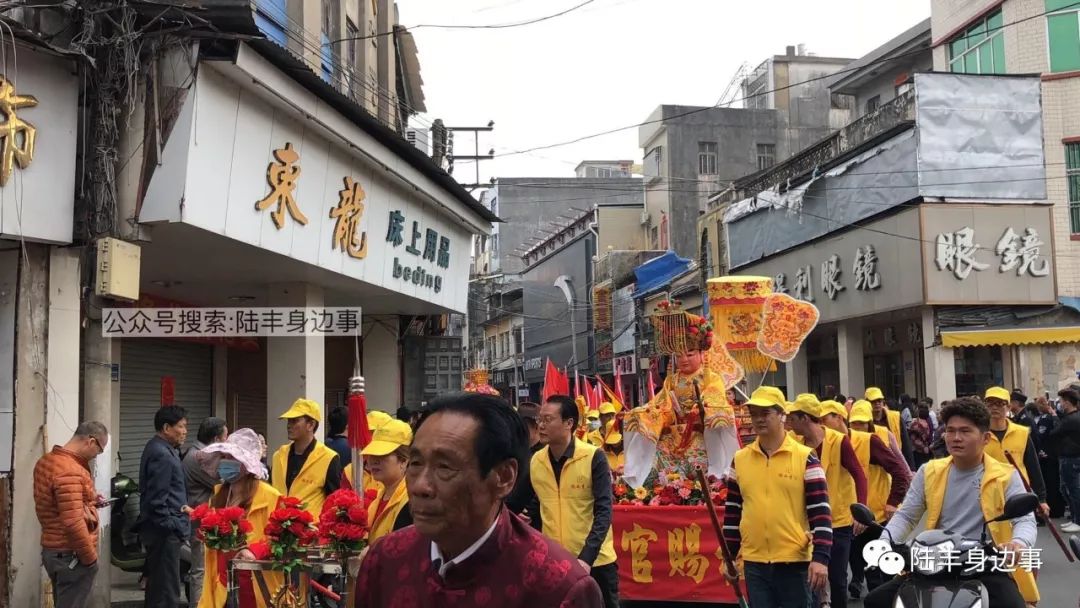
xmin=495 ymin=1 xmax=1080 ymax=158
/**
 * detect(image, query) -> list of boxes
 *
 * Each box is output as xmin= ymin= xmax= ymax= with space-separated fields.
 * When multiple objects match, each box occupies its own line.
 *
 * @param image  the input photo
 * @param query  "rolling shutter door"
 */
xmin=118 ymin=340 xmax=213 ymax=480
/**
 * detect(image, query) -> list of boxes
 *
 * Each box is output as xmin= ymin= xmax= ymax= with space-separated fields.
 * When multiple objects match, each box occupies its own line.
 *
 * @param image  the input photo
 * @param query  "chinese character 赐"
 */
xmin=821 ymin=254 xmax=845 ymax=300
xmin=422 ymin=228 xmax=438 ymax=263
xmin=386 ymin=210 xmax=405 ymax=246
xmin=935 ymin=227 xmax=988 ymax=280
xmin=254 ymin=143 xmax=308 ymax=230
xmin=773 ymin=273 xmax=789 ymax=295
xmin=853 ymin=245 xmax=881 ymax=290
xmin=995 ymin=227 xmax=1049 ymax=277
xmin=329 ymin=177 xmax=370 ymax=259
xmin=620 ymin=524 xmax=658 ymax=584
xmin=0 ymin=76 xmax=38 ymax=186
xmin=667 ymin=523 xmax=710 ymax=584
xmin=794 ymin=265 xmax=813 ymax=302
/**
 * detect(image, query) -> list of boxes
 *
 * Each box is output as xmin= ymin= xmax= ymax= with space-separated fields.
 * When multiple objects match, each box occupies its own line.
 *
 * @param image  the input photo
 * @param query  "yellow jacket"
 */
xmin=884 ymin=409 xmax=903 ymax=451
xmin=732 ymin=435 xmax=814 ymax=563
xmin=530 ymin=439 xmax=616 ymax=567
xmin=342 ymin=463 xmax=384 ymax=496
xmin=862 ymin=426 xmax=893 ymax=523
xmin=985 ymin=421 xmax=1032 ymax=484
xmin=198 ymin=482 xmax=284 ymax=608
xmin=924 ymin=455 xmax=1038 ymax=603
xmin=368 ymin=479 xmax=409 ymax=543
xmin=804 ymin=427 xmax=857 ymax=528
xmin=605 ymin=450 xmax=625 ymax=472
xmin=271 ymin=442 xmax=336 ymax=519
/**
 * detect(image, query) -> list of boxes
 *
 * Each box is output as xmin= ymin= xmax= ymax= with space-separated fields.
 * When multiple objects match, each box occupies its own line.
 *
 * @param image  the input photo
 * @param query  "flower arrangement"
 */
xmin=190 ymin=504 xmax=253 ymax=551
xmin=613 ymin=471 xmax=727 ymax=507
xmin=317 ymin=488 xmax=377 ymax=560
xmin=264 ymin=497 xmax=318 ymax=574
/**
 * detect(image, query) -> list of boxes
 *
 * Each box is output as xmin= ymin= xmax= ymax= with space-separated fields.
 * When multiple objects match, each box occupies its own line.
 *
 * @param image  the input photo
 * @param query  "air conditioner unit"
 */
xmin=639 ymin=210 xmax=650 ymax=225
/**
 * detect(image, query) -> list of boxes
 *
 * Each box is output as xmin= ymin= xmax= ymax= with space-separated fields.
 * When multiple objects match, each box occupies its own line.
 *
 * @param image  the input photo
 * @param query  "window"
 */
xmin=948 ymin=10 xmax=1005 ymax=74
xmin=1048 ymin=0 xmax=1080 ymax=73
xmin=865 ymin=95 xmax=881 ymax=114
xmin=1068 ymin=142 xmax=1080 ymax=233
xmin=698 ymin=142 xmax=718 ymax=175
xmin=644 ymin=146 xmax=662 ymax=181
xmin=346 ymin=19 xmax=358 ymax=72
xmin=756 ymin=144 xmax=775 ymax=171
xmin=513 ymin=329 xmax=523 ymax=355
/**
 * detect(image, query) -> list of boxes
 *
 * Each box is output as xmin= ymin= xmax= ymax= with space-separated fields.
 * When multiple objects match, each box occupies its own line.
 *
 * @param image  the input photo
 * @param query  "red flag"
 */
xmin=542 ymin=359 xmax=558 ymax=402
xmin=584 ymin=377 xmax=596 ymax=412
xmin=346 ymin=392 xmax=371 ymax=449
xmin=614 ymin=373 xmax=626 ymax=408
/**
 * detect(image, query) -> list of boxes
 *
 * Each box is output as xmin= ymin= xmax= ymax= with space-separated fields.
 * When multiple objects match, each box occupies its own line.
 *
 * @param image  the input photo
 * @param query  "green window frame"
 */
xmin=1047 ymin=0 xmax=1080 ymax=73
xmin=948 ymin=10 xmax=1006 ymax=74
xmin=1068 ymin=142 xmax=1080 ymax=234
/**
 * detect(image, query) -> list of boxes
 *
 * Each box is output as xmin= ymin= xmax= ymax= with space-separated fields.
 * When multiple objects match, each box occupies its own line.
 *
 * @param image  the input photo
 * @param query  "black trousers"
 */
xmin=141 ymin=525 xmax=182 ymax=608
xmin=817 ymin=525 xmax=852 ymax=608
xmin=591 ymin=562 xmax=620 ymax=608
xmin=1041 ymin=456 xmax=1067 ymax=517
xmin=849 ymin=527 xmax=889 ymax=592
xmin=864 ymin=572 xmax=1026 ymax=608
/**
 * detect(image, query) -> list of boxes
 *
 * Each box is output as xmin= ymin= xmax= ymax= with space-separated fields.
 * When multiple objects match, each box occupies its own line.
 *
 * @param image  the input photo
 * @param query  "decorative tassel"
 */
xmin=347 ymin=391 xmax=371 ymax=451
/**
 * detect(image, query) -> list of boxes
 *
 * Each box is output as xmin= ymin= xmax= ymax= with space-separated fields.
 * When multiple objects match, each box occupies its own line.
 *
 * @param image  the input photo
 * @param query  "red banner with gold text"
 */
xmin=613 ymin=504 xmax=745 ymax=603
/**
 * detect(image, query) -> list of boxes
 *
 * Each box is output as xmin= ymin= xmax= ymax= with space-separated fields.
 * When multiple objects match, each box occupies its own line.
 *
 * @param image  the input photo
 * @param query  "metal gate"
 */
xmin=118 ymin=340 xmax=213 ymax=480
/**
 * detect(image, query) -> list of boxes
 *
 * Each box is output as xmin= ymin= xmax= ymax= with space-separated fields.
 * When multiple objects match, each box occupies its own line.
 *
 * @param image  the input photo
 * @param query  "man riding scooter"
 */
xmin=864 ymin=397 xmax=1039 ymax=608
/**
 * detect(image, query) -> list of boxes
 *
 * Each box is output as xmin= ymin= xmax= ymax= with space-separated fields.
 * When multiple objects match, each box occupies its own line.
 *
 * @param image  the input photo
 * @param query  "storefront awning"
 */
xmin=941 ymin=326 xmax=1080 ymax=347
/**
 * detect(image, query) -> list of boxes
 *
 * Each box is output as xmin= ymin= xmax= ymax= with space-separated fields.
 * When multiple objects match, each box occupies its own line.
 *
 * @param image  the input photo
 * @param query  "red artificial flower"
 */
xmin=238 ymin=519 xmax=253 ymax=534
xmin=347 ymin=505 xmax=367 ymax=525
xmin=217 ymin=521 xmax=233 ymax=534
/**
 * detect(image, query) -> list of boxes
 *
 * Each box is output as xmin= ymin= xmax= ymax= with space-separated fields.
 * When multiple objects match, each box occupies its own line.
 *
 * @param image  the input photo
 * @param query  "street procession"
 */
xmin=7 ymin=0 xmax=1080 ymax=607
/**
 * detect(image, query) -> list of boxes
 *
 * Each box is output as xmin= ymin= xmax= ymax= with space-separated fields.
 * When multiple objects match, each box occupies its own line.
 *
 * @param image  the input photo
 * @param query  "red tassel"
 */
xmin=347 ymin=392 xmax=371 ymax=449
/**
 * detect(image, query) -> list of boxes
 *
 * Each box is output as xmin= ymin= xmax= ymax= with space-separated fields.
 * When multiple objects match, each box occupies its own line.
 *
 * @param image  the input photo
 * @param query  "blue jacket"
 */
xmin=325 ymin=435 xmax=352 ymax=467
xmin=136 ymin=435 xmax=190 ymax=538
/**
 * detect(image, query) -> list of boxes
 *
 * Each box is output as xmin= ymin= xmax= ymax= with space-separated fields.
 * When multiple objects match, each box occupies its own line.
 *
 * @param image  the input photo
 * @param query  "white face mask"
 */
xmin=588 ymin=419 xmax=601 ymax=431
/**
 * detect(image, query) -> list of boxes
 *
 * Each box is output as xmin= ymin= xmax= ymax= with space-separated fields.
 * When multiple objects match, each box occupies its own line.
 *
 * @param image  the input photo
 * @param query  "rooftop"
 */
xmin=826 ymin=18 xmax=932 ymax=95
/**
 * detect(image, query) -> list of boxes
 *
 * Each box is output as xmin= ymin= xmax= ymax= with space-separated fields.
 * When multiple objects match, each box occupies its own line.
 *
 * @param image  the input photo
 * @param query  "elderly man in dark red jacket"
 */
xmin=34 ymin=421 xmax=109 ymax=608
xmin=355 ymin=393 xmax=602 ymax=608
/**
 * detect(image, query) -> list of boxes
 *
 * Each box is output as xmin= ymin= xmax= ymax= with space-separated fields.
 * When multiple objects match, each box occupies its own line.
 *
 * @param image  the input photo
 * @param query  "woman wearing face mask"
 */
xmin=195 ymin=428 xmax=283 ymax=608
xmin=362 ymin=419 xmax=414 ymax=543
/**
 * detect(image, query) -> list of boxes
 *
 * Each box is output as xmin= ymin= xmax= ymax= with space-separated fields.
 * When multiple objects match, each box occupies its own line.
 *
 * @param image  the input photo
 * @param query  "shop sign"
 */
xmin=614 ymin=354 xmax=636 ymax=375
xmin=934 ymin=226 xmax=1049 ymax=280
xmin=386 ymin=209 xmax=450 ymax=293
xmin=0 ymin=76 xmax=37 ymax=186
xmin=524 ymin=357 xmax=543 ymax=371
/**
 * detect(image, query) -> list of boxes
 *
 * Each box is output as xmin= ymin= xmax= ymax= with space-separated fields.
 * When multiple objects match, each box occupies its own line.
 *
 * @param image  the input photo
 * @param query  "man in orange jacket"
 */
xmin=34 ymin=421 xmax=109 ymax=608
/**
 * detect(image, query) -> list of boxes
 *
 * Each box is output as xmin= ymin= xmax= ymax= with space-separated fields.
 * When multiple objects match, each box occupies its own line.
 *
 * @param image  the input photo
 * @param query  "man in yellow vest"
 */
xmin=599 ymin=401 xmax=617 ymax=431
xmin=270 ymin=398 xmax=344 ymax=519
xmin=830 ymin=400 xmax=912 ymax=601
xmin=584 ymin=409 xmax=604 ymax=447
xmin=722 ymin=386 xmax=831 ymax=608
xmin=984 ymin=386 xmax=1049 ymax=518
xmin=865 ymin=387 xmax=914 ymax=469
xmin=603 ymin=430 xmax=624 ymax=473
xmin=532 ymin=395 xmax=618 ymax=608
xmin=787 ymin=394 xmax=868 ymax=608
xmin=864 ymin=397 xmax=1039 ymax=608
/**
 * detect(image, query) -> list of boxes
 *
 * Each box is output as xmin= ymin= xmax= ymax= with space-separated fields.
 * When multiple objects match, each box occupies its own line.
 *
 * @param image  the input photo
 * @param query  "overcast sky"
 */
xmin=398 ymin=0 xmax=930 ymax=180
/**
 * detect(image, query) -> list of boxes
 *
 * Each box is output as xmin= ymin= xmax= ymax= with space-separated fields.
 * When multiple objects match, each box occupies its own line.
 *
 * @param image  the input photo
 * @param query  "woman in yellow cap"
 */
xmin=363 ymin=419 xmax=414 ymax=543
xmin=343 ymin=410 xmax=393 ymax=491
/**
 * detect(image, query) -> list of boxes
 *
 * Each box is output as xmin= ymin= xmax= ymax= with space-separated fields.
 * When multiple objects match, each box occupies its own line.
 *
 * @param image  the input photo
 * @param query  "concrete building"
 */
xmin=718 ymin=69 xmax=1060 ymax=403
xmin=478 ymin=286 xmax=525 ymax=401
xmin=575 ymin=160 xmax=634 ymax=178
xmin=640 ymin=47 xmax=853 ymax=260
xmin=930 ymin=0 xmax=1080 ymax=395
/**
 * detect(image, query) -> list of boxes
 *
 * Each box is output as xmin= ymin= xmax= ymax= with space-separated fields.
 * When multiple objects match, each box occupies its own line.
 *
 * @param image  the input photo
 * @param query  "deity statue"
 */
xmin=623 ymin=302 xmax=738 ymax=488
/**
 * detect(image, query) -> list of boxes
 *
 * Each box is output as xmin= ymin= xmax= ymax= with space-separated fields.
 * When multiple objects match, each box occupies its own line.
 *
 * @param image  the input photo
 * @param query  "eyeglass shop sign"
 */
xmin=737 ymin=205 xmax=1056 ymax=323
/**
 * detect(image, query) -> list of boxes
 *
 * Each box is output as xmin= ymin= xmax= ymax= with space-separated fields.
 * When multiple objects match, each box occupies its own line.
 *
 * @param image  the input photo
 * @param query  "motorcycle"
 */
xmin=1072 ymin=535 xmax=1080 ymax=608
xmin=111 ymin=470 xmax=193 ymax=604
xmin=850 ymin=492 xmax=1040 ymax=608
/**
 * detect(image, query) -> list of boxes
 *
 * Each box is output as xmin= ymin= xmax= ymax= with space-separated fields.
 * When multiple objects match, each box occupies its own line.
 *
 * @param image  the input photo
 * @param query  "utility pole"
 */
xmin=442 ymin=122 xmax=495 ymax=191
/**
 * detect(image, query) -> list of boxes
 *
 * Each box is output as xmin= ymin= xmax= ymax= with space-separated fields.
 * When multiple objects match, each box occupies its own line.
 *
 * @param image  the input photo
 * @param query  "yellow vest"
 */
xmin=864 ymin=427 xmax=893 ymax=523
xmin=986 ymin=421 xmax=1031 ymax=484
xmin=198 ymin=482 xmax=285 ymax=608
xmin=271 ymin=442 xmax=336 ymax=519
xmin=368 ymin=479 xmax=409 ymax=543
xmin=732 ymin=434 xmax=814 ymax=563
xmin=804 ymin=427 xmax=856 ymax=528
xmin=885 ymin=409 xmax=903 ymax=451
xmin=530 ymin=440 xmax=616 ymax=567
xmin=586 ymin=430 xmax=604 ymax=447
xmin=342 ymin=463 xmax=384 ymax=496
xmin=924 ymin=455 xmax=1039 ymax=604
xmin=605 ymin=450 xmax=625 ymax=472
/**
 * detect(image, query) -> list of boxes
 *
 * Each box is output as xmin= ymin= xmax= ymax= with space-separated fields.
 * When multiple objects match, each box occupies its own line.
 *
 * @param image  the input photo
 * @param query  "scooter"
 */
xmin=850 ymin=492 xmax=1040 ymax=608
xmin=1071 ymin=535 xmax=1080 ymax=608
xmin=111 ymin=470 xmax=193 ymax=603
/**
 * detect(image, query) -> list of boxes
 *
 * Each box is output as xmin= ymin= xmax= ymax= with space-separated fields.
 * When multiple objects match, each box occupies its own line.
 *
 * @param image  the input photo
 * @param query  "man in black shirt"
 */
xmin=1032 ymin=397 xmax=1066 ymax=518
xmin=1051 ymin=389 xmax=1080 ymax=533
xmin=137 ymin=406 xmax=189 ymax=608
xmin=507 ymin=402 xmax=544 ymax=529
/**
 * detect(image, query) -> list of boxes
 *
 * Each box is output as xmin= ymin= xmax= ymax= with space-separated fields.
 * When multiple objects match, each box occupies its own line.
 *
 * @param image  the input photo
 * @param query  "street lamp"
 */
xmin=554 ymin=275 xmax=577 ymax=374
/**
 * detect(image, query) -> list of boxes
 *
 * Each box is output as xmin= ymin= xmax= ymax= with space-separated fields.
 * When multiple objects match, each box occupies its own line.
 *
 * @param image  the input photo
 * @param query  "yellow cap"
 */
xmin=864 ymin=387 xmax=885 ymax=402
xmin=599 ymin=402 xmax=616 ymax=415
xmin=586 ymin=409 xmax=600 ymax=419
xmin=746 ymin=386 xmax=787 ymax=409
xmin=849 ymin=400 xmax=873 ymax=423
xmin=279 ymin=398 xmax=322 ymax=422
xmin=984 ymin=386 xmax=1010 ymax=403
xmin=361 ymin=420 xmax=413 ymax=456
xmin=605 ymin=431 xmax=623 ymax=445
xmin=367 ymin=410 xmax=393 ymax=431
xmin=788 ymin=393 xmax=823 ymax=418
xmin=820 ymin=400 xmax=847 ymax=420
